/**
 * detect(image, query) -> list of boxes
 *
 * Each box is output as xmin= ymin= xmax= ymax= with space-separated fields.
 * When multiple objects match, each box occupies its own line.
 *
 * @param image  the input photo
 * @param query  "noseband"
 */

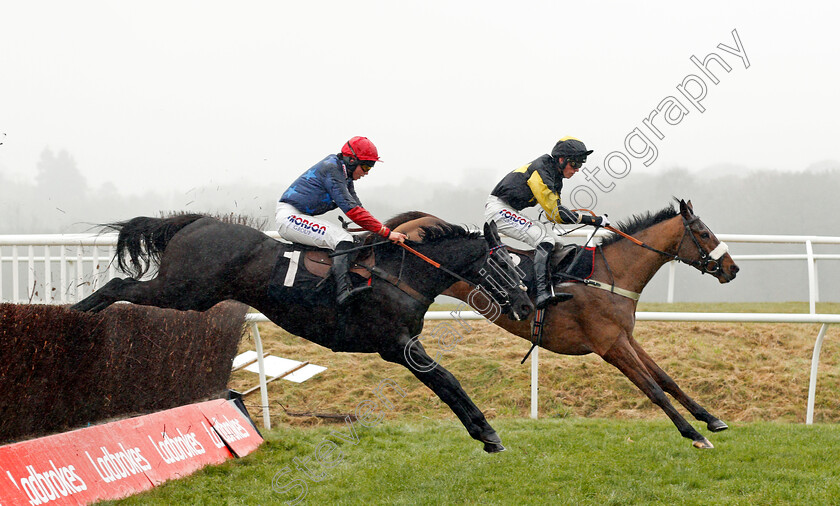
xmin=675 ymin=217 xmax=730 ymax=278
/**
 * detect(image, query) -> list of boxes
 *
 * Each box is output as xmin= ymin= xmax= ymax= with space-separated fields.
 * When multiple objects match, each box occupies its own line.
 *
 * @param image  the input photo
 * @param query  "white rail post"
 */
xmin=530 ymin=347 xmax=539 ymax=419
xmin=251 ymin=321 xmax=271 ymax=429
xmin=60 ymin=247 xmax=67 ymax=304
xmin=806 ymin=324 xmax=830 ymax=425
xmin=813 ymin=259 xmax=820 ymax=303
xmin=667 ymin=261 xmax=677 ymax=303
xmin=27 ymin=245 xmax=35 ymax=302
xmin=44 ymin=245 xmax=52 ymax=303
xmin=108 ymin=245 xmax=116 ymax=281
xmin=90 ymin=245 xmax=100 ymax=292
xmin=806 ymin=240 xmax=816 ymax=314
xmin=76 ymin=245 xmax=84 ymax=301
xmin=12 ymin=245 xmax=19 ymax=303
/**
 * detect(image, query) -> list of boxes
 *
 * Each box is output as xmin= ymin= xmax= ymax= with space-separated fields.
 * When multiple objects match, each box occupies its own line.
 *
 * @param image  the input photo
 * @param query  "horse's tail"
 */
xmin=105 ymin=214 xmax=206 ymax=278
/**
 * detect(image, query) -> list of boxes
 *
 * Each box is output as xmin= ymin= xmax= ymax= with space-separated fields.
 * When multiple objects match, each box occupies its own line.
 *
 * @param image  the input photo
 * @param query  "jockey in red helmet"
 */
xmin=485 ymin=137 xmax=609 ymax=309
xmin=276 ymin=136 xmax=408 ymax=306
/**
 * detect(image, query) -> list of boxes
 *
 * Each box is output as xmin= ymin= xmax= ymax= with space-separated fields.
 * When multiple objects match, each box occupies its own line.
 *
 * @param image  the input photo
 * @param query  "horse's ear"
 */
xmin=484 ymin=221 xmax=500 ymax=244
xmin=679 ymin=199 xmax=694 ymax=218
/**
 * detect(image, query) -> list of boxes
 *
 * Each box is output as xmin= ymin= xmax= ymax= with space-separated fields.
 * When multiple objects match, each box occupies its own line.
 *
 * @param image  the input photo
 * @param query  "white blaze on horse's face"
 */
xmin=709 ymin=242 xmax=728 ymax=260
xmin=685 ymin=213 xmax=738 ymax=282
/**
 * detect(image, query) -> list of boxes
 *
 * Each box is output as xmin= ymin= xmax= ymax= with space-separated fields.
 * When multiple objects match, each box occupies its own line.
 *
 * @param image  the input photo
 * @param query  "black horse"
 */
xmin=71 ymin=213 xmax=533 ymax=452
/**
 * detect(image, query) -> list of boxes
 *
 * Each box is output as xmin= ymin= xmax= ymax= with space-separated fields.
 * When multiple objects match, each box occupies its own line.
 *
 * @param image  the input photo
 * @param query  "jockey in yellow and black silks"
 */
xmin=485 ymin=137 xmax=609 ymax=309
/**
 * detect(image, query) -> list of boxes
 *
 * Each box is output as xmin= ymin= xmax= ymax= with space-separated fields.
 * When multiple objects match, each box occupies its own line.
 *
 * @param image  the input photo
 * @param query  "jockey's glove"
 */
xmin=580 ymin=214 xmax=610 ymax=228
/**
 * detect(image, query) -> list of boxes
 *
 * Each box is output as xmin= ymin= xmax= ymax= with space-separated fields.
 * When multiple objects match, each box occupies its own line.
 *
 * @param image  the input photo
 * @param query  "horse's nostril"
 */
xmin=731 ymin=265 xmax=740 ymax=274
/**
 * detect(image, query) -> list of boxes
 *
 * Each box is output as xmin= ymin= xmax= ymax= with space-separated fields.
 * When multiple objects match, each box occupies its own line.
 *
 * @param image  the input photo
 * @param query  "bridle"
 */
xmin=605 ymin=215 xmax=732 ymax=280
xmin=676 ymin=217 xmax=731 ymax=279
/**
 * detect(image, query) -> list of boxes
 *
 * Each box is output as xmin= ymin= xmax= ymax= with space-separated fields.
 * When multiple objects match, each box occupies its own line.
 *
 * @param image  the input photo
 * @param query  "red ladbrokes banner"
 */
xmin=0 ymin=399 xmax=263 ymax=505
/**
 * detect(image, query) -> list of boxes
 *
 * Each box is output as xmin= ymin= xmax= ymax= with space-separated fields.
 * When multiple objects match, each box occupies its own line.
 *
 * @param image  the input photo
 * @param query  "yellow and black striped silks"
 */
xmin=490 ymin=154 xmax=580 ymax=224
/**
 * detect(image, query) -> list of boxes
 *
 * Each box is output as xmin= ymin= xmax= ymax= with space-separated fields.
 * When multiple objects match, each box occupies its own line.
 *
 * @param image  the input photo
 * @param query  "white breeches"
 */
xmin=484 ymin=195 xmax=560 ymax=248
xmin=275 ymin=202 xmax=353 ymax=250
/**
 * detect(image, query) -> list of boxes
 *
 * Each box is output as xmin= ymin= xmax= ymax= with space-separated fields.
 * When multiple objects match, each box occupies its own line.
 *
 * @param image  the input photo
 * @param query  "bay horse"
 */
xmin=391 ymin=199 xmax=740 ymax=449
xmin=71 ymin=214 xmax=533 ymax=452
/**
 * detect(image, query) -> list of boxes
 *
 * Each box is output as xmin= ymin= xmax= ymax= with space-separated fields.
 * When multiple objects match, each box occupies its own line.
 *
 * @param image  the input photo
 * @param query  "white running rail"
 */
xmin=2 ymin=232 xmax=839 ymax=427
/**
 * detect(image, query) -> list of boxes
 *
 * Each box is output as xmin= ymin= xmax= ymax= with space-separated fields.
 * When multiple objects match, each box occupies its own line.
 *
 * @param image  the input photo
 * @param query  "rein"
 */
xmin=331 ymin=238 xmax=489 ymax=306
xmin=329 ymin=238 xmax=479 ymax=288
xmin=397 ymin=242 xmax=482 ymax=289
xmin=327 ymin=240 xmax=389 ymax=257
xmin=604 ymin=216 xmax=730 ymax=278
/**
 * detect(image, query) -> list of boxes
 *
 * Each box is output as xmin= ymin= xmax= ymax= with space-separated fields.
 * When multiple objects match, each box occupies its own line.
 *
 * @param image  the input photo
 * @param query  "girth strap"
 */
xmin=520 ymin=307 xmax=546 ymax=364
xmin=557 ymin=280 xmax=641 ymax=301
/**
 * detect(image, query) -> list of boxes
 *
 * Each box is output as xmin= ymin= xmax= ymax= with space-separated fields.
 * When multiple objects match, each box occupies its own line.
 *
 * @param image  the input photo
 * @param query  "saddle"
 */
xmin=267 ymin=241 xmax=375 ymax=306
xmin=551 ymin=244 xmax=596 ymax=280
xmin=298 ymin=248 xmax=375 ymax=280
xmin=507 ymin=244 xmax=596 ymax=298
xmin=267 ymin=238 xmax=434 ymax=307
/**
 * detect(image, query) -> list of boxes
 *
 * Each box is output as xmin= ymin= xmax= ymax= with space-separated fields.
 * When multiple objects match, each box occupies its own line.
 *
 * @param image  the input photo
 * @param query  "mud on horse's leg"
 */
xmin=380 ymin=335 xmax=505 ymax=453
xmin=629 ymin=337 xmax=728 ymax=433
xmin=602 ymin=335 xmax=714 ymax=449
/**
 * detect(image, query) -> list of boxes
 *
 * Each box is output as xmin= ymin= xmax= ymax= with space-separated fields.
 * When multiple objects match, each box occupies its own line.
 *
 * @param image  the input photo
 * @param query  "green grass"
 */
xmin=104 ymin=418 xmax=840 ymax=505
xmin=105 ymin=302 xmax=840 ymax=504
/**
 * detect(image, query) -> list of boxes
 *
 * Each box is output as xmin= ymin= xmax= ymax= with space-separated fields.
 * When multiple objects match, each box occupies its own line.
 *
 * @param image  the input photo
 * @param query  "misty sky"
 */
xmin=1 ymin=1 xmax=839 ymax=205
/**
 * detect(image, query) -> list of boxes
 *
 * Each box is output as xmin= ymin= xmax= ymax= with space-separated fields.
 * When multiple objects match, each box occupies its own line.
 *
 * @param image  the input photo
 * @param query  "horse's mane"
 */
xmin=416 ymin=223 xmax=481 ymax=243
xmin=161 ymin=210 xmax=268 ymax=230
xmin=383 ymin=211 xmax=434 ymax=230
xmin=363 ymin=212 xmax=479 ymax=251
xmin=599 ymin=203 xmax=679 ymax=247
xmin=383 ymin=210 xmax=481 ymax=241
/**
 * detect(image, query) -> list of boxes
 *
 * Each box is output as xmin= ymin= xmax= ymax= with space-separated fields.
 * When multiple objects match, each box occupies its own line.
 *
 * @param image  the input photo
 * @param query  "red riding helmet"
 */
xmin=341 ymin=136 xmax=382 ymax=163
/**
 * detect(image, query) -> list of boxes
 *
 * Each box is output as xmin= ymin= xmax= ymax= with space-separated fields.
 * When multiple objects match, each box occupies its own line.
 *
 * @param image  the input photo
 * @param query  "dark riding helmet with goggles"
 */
xmin=340 ymin=136 xmax=382 ymax=170
xmin=551 ymin=137 xmax=593 ymax=168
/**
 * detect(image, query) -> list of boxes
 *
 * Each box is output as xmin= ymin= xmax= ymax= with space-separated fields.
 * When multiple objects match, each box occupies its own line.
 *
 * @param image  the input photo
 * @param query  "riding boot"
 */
xmin=534 ymin=242 xmax=573 ymax=309
xmin=334 ymin=241 xmax=371 ymax=306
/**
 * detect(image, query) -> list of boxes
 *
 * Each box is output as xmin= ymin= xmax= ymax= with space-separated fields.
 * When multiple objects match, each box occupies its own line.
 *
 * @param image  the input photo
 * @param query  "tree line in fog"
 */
xmin=2 ymin=148 xmax=839 ymax=239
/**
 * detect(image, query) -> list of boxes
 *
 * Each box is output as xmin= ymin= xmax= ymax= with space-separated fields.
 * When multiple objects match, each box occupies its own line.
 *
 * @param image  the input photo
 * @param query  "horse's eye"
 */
xmin=701 ymin=233 xmax=710 ymax=239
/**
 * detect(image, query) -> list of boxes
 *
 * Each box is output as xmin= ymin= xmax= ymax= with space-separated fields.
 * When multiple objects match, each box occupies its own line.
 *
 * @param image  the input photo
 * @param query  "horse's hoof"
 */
xmin=480 ymin=432 xmax=505 ymax=453
xmin=708 ymin=420 xmax=729 ymax=432
xmin=479 ymin=431 xmax=502 ymax=444
xmin=483 ymin=441 xmax=506 ymax=453
xmin=692 ymin=437 xmax=714 ymax=449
